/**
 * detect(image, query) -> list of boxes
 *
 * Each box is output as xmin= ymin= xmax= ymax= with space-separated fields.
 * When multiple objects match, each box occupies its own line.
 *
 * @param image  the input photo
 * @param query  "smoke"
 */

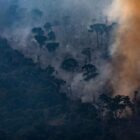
xmin=0 ymin=0 xmax=112 ymax=102
xmin=107 ymin=0 xmax=140 ymax=96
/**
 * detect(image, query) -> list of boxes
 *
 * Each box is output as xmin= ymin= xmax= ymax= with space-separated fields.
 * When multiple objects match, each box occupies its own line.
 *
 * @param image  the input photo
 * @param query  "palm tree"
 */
xmin=88 ymin=23 xmax=107 ymax=48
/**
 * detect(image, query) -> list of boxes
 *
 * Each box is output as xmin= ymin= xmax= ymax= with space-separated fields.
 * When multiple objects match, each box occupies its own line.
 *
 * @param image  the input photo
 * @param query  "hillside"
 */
xmin=0 ymin=37 xmax=102 ymax=140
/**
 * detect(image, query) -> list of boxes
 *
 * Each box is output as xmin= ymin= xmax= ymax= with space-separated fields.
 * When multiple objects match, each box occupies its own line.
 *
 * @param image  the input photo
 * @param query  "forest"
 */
xmin=0 ymin=0 xmax=140 ymax=140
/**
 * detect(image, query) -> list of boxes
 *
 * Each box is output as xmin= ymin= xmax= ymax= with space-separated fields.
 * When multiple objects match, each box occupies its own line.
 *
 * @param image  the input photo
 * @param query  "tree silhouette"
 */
xmin=88 ymin=23 xmax=107 ymax=48
xmin=34 ymin=35 xmax=47 ymax=47
xmin=82 ymin=48 xmax=91 ymax=64
xmin=32 ymin=27 xmax=47 ymax=46
xmin=46 ymin=42 xmax=59 ymax=52
xmin=47 ymin=31 xmax=56 ymax=41
xmin=61 ymin=58 xmax=79 ymax=72
xmin=32 ymin=27 xmax=44 ymax=35
xmin=44 ymin=22 xmax=52 ymax=32
xmin=99 ymin=94 xmax=133 ymax=120
xmin=82 ymin=64 xmax=98 ymax=81
xmin=133 ymin=90 xmax=140 ymax=115
xmin=31 ymin=22 xmax=60 ymax=50
xmin=46 ymin=65 xmax=55 ymax=76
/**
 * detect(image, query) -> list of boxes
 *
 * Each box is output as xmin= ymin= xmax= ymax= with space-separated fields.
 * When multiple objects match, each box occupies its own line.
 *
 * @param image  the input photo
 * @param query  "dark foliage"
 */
xmin=32 ymin=27 xmax=44 ymax=35
xmin=0 ymin=37 xmax=104 ymax=140
xmin=89 ymin=23 xmax=107 ymax=34
xmin=31 ymin=23 xmax=59 ymax=51
xmin=44 ymin=22 xmax=52 ymax=32
xmin=61 ymin=58 xmax=79 ymax=72
xmin=48 ymin=31 xmax=56 ymax=41
xmin=82 ymin=48 xmax=91 ymax=63
xmin=46 ymin=42 xmax=59 ymax=52
xmin=99 ymin=94 xmax=133 ymax=119
xmin=34 ymin=35 xmax=47 ymax=46
xmin=82 ymin=64 xmax=98 ymax=81
xmin=46 ymin=65 xmax=55 ymax=76
xmin=0 ymin=16 xmax=140 ymax=140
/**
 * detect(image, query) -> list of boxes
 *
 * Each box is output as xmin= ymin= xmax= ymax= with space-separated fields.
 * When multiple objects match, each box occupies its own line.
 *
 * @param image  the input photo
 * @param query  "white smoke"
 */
xmin=0 ymin=0 xmax=113 ymax=102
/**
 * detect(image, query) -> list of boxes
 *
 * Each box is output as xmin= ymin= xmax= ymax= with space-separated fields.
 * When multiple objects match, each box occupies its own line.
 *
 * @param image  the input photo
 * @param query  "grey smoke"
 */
xmin=0 ymin=0 xmax=112 ymax=102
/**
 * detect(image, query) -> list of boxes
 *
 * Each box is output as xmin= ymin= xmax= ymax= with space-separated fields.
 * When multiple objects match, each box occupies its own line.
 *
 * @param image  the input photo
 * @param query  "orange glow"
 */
xmin=110 ymin=0 xmax=140 ymax=96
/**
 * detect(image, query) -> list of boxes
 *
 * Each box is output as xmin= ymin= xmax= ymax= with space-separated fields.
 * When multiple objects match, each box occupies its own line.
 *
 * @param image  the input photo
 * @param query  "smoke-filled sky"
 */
xmin=0 ymin=0 xmax=110 ymax=26
xmin=107 ymin=0 xmax=140 ymax=97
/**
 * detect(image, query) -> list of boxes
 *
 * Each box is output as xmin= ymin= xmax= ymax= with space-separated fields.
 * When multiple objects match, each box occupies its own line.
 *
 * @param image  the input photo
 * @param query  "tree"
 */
xmin=54 ymin=78 xmax=66 ymax=92
xmin=32 ymin=27 xmax=44 ymax=35
xmin=132 ymin=90 xmax=140 ymax=115
xmin=46 ymin=65 xmax=55 ymax=76
xmin=82 ymin=64 xmax=98 ymax=81
xmin=46 ymin=42 xmax=59 ymax=52
xmin=99 ymin=94 xmax=133 ymax=120
xmin=44 ymin=22 xmax=52 ymax=32
xmin=31 ymin=27 xmax=47 ymax=46
xmin=82 ymin=48 xmax=91 ymax=64
xmin=61 ymin=58 xmax=79 ymax=72
xmin=48 ymin=31 xmax=56 ymax=41
xmin=34 ymin=35 xmax=47 ymax=46
xmin=106 ymin=23 xmax=117 ymax=33
xmin=88 ymin=23 xmax=107 ymax=48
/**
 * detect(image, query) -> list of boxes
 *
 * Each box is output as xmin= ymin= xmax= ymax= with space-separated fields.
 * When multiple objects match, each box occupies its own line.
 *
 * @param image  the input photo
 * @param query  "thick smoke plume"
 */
xmin=108 ymin=0 xmax=140 ymax=96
